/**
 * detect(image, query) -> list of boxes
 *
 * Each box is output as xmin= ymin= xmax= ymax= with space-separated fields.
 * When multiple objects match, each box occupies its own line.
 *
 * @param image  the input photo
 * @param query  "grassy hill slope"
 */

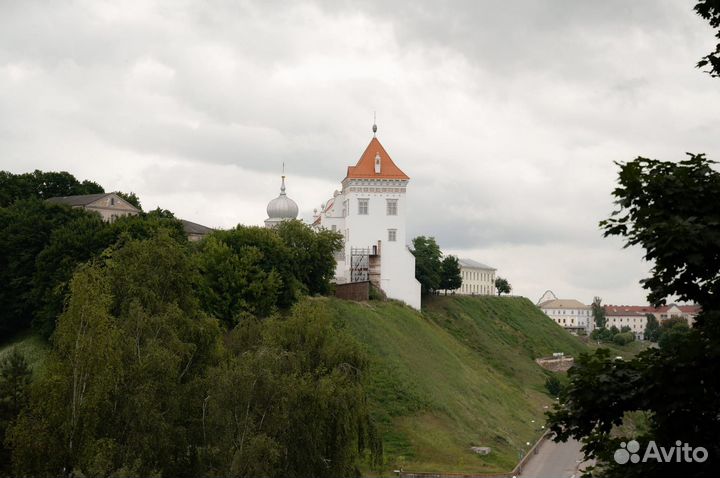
xmin=325 ymin=295 xmax=588 ymax=474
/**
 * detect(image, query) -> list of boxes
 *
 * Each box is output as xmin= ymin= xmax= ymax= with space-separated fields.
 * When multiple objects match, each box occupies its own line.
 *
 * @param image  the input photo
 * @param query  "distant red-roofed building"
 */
xmin=604 ymin=303 xmax=702 ymax=339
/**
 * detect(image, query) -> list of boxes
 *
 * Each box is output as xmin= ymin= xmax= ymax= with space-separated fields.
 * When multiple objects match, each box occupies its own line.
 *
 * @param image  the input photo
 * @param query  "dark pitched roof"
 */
xmin=181 ymin=219 xmax=214 ymax=235
xmin=459 ymin=258 xmax=496 ymax=270
xmin=46 ymin=192 xmax=111 ymax=206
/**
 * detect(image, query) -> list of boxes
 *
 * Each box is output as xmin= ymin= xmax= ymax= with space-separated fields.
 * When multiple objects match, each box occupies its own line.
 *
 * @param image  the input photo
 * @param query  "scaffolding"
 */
xmin=350 ymin=247 xmax=370 ymax=282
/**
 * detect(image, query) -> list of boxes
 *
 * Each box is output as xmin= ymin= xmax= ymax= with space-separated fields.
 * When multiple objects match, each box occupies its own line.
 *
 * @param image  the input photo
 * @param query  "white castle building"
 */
xmin=312 ymin=125 xmax=421 ymax=309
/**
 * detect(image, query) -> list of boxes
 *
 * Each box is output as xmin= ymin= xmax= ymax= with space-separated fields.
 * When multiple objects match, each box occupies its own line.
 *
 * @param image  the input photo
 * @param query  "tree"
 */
xmin=657 ymin=317 xmax=691 ymax=349
xmin=695 ymin=0 xmax=720 ymax=77
xmin=612 ymin=331 xmax=634 ymax=346
xmin=196 ymin=236 xmax=281 ymax=325
xmin=0 ymin=170 xmax=103 ymax=207
xmin=211 ymin=226 xmax=299 ymax=307
xmin=203 ymin=300 xmax=382 ymax=477
xmin=545 ymin=375 xmax=563 ymax=397
xmin=591 ymin=296 xmax=607 ymax=329
xmin=644 ymin=314 xmax=660 ymax=342
xmin=548 ymin=154 xmax=720 ymax=477
xmin=600 ymin=154 xmax=720 ymax=310
xmin=7 ymin=235 xmax=221 ymax=477
xmin=439 ymin=255 xmax=462 ymax=294
xmin=0 ymin=348 xmax=32 ymax=476
xmin=31 ymin=213 xmax=114 ymax=337
xmin=494 ymin=277 xmax=511 ymax=296
xmin=274 ymin=220 xmax=343 ymax=296
xmin=411 ymin=236 xmax=442 ymax=295
xmin=0 ymin=199 xmax=83 ymax=336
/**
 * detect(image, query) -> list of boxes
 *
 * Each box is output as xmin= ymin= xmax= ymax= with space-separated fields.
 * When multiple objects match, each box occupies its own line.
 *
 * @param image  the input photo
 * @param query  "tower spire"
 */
xmin=372 ymin=111 xmax=377 ymax=137
xmin=280 ymin=162 xmax=286 ymax=195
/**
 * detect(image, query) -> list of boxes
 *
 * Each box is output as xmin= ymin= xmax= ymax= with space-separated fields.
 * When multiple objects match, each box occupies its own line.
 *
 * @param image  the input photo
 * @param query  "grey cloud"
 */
xmin=1 ymin=0 xmax=718 ymax=305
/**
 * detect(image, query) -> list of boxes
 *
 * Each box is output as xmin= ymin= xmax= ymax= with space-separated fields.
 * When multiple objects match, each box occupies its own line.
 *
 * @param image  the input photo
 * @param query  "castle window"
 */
xmin=386 ymin=199 xmax=398 ymax=215
xmin=388 ymin=229 xmax=397 ymax=242
xmin=110 ymin=197 xmax=115 ymax=206
xmin=358 ymin=199 xmax=369 ymax=215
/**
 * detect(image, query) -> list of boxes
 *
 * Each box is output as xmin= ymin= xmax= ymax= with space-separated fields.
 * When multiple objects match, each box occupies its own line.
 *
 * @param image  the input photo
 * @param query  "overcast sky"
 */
xmin=2 ymin=0 xmax=719 ymax=305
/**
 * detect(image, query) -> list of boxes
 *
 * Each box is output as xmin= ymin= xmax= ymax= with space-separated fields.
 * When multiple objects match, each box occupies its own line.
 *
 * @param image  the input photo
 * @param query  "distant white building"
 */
xmin=313 ymin=125 xmax=421 ymax=309
xmin=604 ymin=306 xmax=649 ymax=340
xmin=537 ymin=290 xmax=593 ymax=334
xmin=455 ymin=259 xmax=496 ymax=295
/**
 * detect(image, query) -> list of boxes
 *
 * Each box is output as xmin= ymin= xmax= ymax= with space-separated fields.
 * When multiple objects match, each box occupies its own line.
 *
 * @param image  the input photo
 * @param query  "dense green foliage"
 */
xmin=611 ymin=331 xmax=634 ymax=346
xmin=0 ymin=348 xmax=32 ymax=476
xmin=591 ymin=296 xmax=607 ymax=329
xmin=5 ymin=236 xmax=378 ymax=477
xmin=494 ymin=277 xmax=511 ymax=296
xmin=695 ymin=0 xmax=720 ymax=77
xmin=196 ymin=222 xmax=342 ymax=327
xmin=545 ymin=375 xmax=563 ymax=397
xmin=549 ymin=153 xmax=720 ymax=477
xmin=0 ymin=170 xmax=104 ymax=207
xmin=643 ymin=314 xmax=660 ymax=341
xmin=410 ymin=237 xmax=462 ymax=295
xmin=439 ymin=255 xmax=462 ymax=293
xmin=0 ymin=171 xmax=370 ymax=477
xmin=0 ymin=199 xmax=85 ymax=336
xmin=600 ymin=154 xmax=720 ymax=309
xmin=411 ymin=236 xmax=442 ymax=295
xmin=275 ymin=220 xmax=343 ymax=296
xmin=0 ymin=197 xmax=187 ymax=338
xmin=590 ymin=326 xmax=635 ymax=346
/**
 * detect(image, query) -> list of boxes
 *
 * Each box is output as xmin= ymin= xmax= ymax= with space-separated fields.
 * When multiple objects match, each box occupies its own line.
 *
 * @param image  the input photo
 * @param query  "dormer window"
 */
xmin=110 ymin=197 xmax=115 ymax=206
xmin=374 ymin=153 xmax=381 ymax=174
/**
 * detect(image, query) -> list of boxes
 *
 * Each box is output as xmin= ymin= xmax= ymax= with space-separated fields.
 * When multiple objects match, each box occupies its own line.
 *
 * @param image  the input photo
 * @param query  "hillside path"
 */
xmin=520 ymin=438 xmax=589 ymax=478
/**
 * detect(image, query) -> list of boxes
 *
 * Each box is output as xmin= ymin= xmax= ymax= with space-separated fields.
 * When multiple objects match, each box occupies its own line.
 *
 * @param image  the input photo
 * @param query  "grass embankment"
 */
xmin=325 ymin=295 xmax=588 ymax=475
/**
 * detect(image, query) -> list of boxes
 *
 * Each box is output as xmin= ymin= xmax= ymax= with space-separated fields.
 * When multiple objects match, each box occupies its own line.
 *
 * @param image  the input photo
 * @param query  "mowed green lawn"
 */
xmin=324 ymin=295 xmax=588 ymax=474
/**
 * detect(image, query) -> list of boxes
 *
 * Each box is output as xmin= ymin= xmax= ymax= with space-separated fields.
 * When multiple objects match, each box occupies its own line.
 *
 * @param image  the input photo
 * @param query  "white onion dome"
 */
xmin=266 ymin=176 xmax=298 ymax=219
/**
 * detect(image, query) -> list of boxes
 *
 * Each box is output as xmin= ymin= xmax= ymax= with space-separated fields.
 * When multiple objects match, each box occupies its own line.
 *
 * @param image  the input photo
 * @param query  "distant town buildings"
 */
xmin=312 ymin=124 xmax=421 ymax=309
xmin=536 ymin=289 xmax=702 ymax=340
xmin=456 ymin=259 xmax=496 ymax=295
xmin=604 ymin=304 xmax=702 ymax=339
xmin=536 ymin=291 xmax=593 ymax=335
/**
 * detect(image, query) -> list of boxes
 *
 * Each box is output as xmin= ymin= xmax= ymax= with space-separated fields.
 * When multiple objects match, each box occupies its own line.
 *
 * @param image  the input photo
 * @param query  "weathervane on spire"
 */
xmin=372 ymin=111 xmax=377 ymax=137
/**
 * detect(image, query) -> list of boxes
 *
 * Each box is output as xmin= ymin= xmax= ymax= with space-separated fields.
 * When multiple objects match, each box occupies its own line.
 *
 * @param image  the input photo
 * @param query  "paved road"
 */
xmin=520 ymin=438 xmax=590 ymax=478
